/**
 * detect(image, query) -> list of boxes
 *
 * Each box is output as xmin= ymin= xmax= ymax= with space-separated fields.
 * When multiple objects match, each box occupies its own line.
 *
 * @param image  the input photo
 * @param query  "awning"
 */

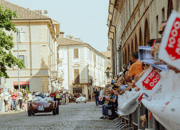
xmin=13 ymin=81 xmax=29 ymax=86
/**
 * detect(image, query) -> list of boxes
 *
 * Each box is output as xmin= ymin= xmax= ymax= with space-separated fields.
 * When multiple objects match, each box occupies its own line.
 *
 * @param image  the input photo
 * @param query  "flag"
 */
xmin=159 ymin=10 xmax=180 ymax=70
xmin=135 ymin=66 xmax=161 ymax=97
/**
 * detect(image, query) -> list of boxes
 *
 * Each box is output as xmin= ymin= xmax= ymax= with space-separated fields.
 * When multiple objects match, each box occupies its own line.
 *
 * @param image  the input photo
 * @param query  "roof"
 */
xmin=57 ymin=38 xmax=87 ymax=46
xmin=1 ymin=0 xmax=49 ymax=19
xmin=52 ymin=19 xmax=59 ymax=23
xmin=57 ymin=38 xmax=107 ymax=59
xmin=101 ymin=51 xmax=111 ymax=58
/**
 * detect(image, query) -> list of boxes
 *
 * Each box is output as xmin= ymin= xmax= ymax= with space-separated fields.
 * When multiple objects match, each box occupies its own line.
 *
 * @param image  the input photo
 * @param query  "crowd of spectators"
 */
xmin=0 ymin=88 xmax=28 ymax=112
xmin=98 ymin=19 xmax=180 ymax=126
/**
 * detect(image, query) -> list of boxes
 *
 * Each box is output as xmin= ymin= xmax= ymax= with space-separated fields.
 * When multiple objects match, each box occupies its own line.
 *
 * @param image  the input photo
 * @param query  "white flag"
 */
xmin=159 ymin=10 xmax=180 ymax=70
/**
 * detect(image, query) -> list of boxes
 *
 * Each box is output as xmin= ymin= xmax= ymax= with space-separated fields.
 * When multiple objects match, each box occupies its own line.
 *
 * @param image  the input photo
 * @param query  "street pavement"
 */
xmin=0 ymin=102 xmax=117 ymax=130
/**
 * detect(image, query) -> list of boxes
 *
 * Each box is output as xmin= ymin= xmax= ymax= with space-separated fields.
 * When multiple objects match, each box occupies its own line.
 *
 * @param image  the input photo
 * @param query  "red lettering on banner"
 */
xmin=138 ymin=93 xmax=144 ymax=102
xmin=142 ymin=69 xmax=161 ymax=90
xmin=165 ymin=17 xmax=180 ymax=60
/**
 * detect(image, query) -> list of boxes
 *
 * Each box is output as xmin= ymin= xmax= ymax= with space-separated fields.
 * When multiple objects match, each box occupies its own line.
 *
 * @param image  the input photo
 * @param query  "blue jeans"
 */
xmin=102 ymin=105 xmax=112 ymax=116
xmin=11 ymin=100 xmax=16 ymax=110
xmin=95 ymin=97 xmax=99 ymax=106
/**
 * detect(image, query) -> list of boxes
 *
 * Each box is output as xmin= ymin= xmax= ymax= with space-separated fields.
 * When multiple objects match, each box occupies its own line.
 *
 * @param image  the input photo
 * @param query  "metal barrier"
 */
xmin=112 ymin=103 xmax=167 ymax=130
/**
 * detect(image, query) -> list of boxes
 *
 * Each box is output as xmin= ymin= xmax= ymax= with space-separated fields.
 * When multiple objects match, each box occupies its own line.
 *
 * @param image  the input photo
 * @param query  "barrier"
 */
xmin=112 ymin=70 xmax=180 ymax=130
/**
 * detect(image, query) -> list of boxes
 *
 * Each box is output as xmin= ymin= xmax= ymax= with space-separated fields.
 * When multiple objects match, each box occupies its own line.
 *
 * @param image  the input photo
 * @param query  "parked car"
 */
xmin=76 ymin=96 xmax=86 ymax=103
xmin=27 ymin=93 xmax=59 ymax=116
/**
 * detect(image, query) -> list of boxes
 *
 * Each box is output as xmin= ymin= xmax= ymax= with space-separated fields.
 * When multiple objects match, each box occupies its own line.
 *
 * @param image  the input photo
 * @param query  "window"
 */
xmin=94 ymin=54 xmax=96 ymax=63
xmin=59 ymin=50 xmax=64 ymax=59
xmin=156 ymin=15 xmax=159 ymax=38
xmin=162 ymin=8 xmax=165 ymax=21
xmin=18 ymin=55 xmax=24 ymax=64
xmin=74 ymin=69 xmax=80 ymax=84
xmin=74 ymin=48 xmax=79 ymax=58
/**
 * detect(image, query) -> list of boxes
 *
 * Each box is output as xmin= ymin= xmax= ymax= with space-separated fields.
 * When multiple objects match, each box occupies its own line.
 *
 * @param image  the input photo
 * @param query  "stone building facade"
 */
xmin=107 ymin=0 xmax=180 ymax=77
xmin=57 ymin=34 xmax=107 ymax=100
xmin=0 ymin=0 xmax=60 ymax=93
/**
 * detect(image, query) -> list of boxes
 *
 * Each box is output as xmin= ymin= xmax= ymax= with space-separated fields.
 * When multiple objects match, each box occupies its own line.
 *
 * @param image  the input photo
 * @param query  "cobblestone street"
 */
xmin=0 ymin=102 xmax=117 ymax=130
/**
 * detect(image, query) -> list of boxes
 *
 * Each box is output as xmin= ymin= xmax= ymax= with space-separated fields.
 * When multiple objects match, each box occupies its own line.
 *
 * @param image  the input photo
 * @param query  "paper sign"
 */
xmin=159 ymin=10 xmax=180 ymax=70
xmin=135 ymin=66 xmax=161 ymax=96
xmin=138 ymin=46 xmax=168 ymax=71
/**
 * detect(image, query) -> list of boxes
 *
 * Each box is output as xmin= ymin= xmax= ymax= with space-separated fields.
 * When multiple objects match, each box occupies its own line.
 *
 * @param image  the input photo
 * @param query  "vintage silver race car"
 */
xmin=76 ymin=96 xmax=86 ymax=103
xmin=27 ymin=93 xmax=59 ymax=116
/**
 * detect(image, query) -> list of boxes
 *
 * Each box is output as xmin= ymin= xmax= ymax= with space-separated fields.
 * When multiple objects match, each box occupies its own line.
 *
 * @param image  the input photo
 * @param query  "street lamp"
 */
xmin=16 ymin=28 xmax=25 ymax=94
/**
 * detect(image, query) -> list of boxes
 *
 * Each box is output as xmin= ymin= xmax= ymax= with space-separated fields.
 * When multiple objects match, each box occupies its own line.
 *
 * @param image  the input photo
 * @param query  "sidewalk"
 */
xmin=0 ymin=110 xmax=25 ymax=115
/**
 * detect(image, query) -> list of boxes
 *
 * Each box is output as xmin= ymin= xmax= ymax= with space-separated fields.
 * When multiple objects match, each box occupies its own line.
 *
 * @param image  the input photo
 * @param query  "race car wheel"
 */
xmin=56 ymin=105 xmax=59 ymax=114
xmin=85 ymin=101 xmax=86 ymax=103
xmin=53 ymin=108 xmax=56 ymax=115
xmin=28 ymin=109 xmax=32 ymax=116
xmin=76 ymin=102 xmax=78 ymax=104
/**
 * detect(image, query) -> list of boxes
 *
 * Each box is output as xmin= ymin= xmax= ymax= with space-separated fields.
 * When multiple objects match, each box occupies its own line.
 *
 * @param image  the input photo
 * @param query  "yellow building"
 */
xmin=1 ymin=0 xmax=60 ymax=93
xmin=107 ymin=0 xmax=179 ymax=77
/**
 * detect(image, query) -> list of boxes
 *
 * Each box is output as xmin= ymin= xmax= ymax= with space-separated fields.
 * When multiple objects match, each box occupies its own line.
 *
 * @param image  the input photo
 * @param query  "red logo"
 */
xmin=165 ymin=17 xmax=180 ymax=61
xmin=138 ymin=93 xmax=144 ymax=102
xmin=142 ymin=69 xmax=161 ymax=90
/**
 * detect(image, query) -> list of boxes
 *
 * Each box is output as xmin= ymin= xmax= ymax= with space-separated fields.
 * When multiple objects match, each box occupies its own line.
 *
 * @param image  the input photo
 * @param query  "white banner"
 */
xmin=135 ymin=66 xmax=161 ymax=97
xmin=141 ymin=70 xmax=180 ymax=130
xmin=159 ymin=10 xmax=180 ymax=70
xmin=117 ymin=89 xmax=141 ymax=116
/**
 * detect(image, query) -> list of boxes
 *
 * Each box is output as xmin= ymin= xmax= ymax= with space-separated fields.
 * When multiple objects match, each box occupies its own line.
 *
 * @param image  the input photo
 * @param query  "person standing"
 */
xmin=11 ymin=90 xmax=17 ymax=111
xmin=94 ymin=89 xmax=99 ymax=106
xmin=27 ymin=92 xmax=32 ymax=103
xmin=18 ymin=88 xmax=23 ymax=111
xmin=56 ymin=91 xmax=61 ymax=105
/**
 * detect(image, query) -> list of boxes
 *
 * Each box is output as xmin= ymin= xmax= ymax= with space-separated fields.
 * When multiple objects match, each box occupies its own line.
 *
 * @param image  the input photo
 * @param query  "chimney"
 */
xmin=59 ymin=31 xmax=64 ymax=38
xmin=44 ymin=10 xmax=48 ymax=16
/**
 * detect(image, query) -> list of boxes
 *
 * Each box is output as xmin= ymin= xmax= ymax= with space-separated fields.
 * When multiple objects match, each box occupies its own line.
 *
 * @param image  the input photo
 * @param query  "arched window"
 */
xmin=131 ymin=39 xmax=134 ymax=53
xmin=144 ymin=19 xmax=150 ymax=46
xmin=139 ymin=28 xmax=143 ymax=46
xmin=125 ymin=48 xmax=128 ymax=64
xmin=135 ymin=35 xmax=138 ymax=51
xmin=167 ymin=0 xmax=173 ymax=19
xmin=128 ymin=44 xmax=131 ymax=61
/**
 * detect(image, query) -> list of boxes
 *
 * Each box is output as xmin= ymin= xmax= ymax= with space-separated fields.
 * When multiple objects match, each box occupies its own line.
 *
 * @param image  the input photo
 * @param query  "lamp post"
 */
xmin=16 ymin=28 xmax=20 ymax=94
xmin=16 ymin=28 xmax=25 ymax=94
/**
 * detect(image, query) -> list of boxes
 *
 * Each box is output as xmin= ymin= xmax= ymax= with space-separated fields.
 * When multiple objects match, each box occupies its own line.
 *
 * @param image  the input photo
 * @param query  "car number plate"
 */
xmin=80 ymin=99 xmax=82 ymax=101
xmin=38 ymin=106 xmax=44 ymax=111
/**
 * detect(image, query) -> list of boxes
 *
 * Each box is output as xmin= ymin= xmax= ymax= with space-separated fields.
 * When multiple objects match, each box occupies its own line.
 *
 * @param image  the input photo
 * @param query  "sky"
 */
xmin=7 ymin=0 xmax=109 ymax=52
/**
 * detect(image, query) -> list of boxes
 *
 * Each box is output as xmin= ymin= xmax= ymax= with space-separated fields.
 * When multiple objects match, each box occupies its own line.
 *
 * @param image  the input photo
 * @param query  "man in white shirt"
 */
xmin=18 ymin=89 xmax=23 ymax=111
xmin=27 ymin=92 xmax=32 ymax=102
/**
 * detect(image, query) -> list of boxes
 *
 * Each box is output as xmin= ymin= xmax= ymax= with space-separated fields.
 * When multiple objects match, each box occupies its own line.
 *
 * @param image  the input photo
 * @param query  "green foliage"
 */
xmin=25 ymin=86 xmax=29 ymax=95
xmin=0 ymin=5 xmax=25 ymax=78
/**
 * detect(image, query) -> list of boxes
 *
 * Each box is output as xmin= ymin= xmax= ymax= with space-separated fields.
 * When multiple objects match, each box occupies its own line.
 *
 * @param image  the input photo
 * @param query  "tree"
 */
xmin=25 ymin=86 xmax=29 ymax=95
xmin=0 ymin=5 xmax=25 ymax=78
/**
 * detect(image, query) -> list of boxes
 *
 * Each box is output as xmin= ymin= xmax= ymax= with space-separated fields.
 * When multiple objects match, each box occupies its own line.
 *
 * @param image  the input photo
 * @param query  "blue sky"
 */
xmin=7 ymin=0 xmax=109 ymax=52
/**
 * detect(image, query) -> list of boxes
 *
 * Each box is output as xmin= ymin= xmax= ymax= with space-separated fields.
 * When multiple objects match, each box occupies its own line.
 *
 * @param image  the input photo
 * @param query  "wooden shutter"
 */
xmin=94 ymin=54 xmax=96 ymax=62
xmin=74 ymin=49 xmax=78 ymax=58
xmin=74 ymin=69 xmax=80 ymax=84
